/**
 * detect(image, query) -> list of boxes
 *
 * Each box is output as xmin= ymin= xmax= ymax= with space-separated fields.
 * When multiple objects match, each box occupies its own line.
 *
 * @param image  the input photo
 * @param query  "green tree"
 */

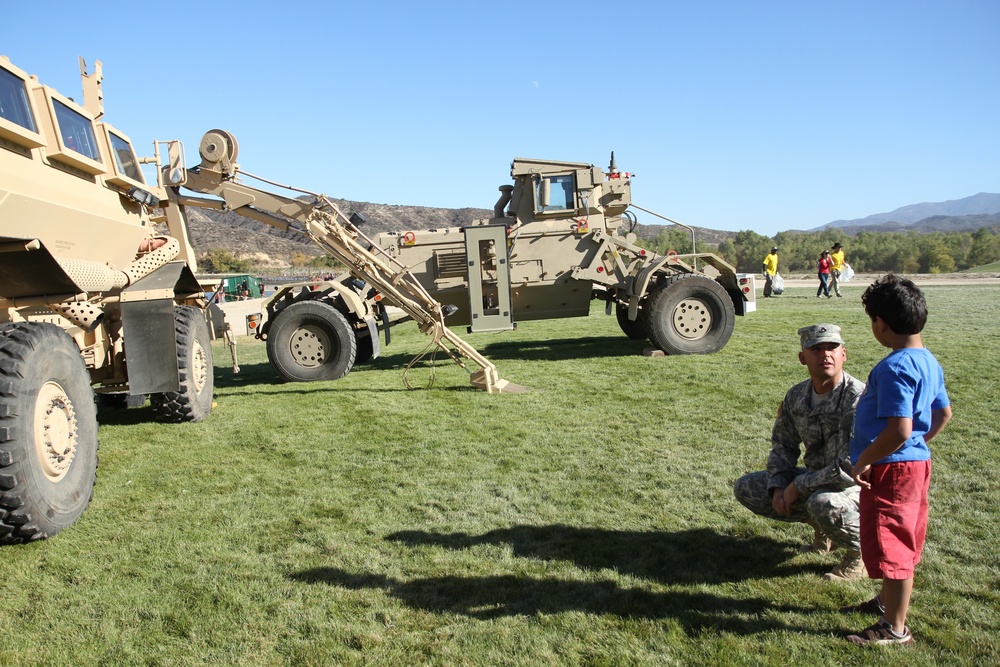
xmin=967 ymin=227 xmax=1000 ymax=267
xmin=918 ymin=236 xmax=956 ymax=273
xmin=306 ymin=254 xmax=344 ymax=270
xmin=198 ymin=248 xmax=254 ymax=273
xmin=730 ymin=230 xmax=774 ymax=273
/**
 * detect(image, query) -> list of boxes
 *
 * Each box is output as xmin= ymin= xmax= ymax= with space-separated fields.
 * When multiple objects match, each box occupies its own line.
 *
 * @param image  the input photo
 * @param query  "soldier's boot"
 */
xmin=823 ymin=549 xmax=866 ymax=581
xmin=799 ymin=525 xmax=834 ymax=554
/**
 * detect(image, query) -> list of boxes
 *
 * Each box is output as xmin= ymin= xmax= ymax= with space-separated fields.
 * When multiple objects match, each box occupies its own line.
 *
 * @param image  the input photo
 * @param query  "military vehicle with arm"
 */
xmin=373 ymin=155 xmax=755 ymax=354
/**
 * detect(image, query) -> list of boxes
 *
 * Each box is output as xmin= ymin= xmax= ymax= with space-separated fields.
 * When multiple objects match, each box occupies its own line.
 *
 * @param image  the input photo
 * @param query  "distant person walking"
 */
xmin=830 ymin=243 xmax=846 ymax=297
xmin=817 ymin=250 xmax=833 ymax=298
xmin=762 ymin=246 xmax=779 ymax=298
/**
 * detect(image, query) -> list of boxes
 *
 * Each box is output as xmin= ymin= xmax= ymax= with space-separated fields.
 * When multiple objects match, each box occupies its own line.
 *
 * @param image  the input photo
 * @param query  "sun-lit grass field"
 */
xmin=1 ymin=283 xmax=997 ymax=666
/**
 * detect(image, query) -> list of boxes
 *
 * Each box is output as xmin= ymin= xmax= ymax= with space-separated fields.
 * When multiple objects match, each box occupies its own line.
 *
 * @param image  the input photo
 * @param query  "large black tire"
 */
xmin=644 ymin=274 xmax=735 ymax=355
xmin=0 ymin=323 xmax=99 ymax=543
xmin=265 ymin=301 xmax=356 ymax=382
xmin=616 ymin=303 xmax=648 ymax=340
xmin=150 ymin=306 xmax=214 ymax=423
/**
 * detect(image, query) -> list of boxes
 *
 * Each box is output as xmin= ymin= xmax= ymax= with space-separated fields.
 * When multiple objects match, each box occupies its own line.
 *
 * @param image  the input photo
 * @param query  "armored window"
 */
xmin=53 ymin=99 xmax=102 ymax=162
xmin=0 ymin=63 xmax=44 ymax=150
xmin=533 ymin=173 xmax=576 ymax=214
xmin=0 ymin=67 xmax=37 ymax=132
xmin=108 ymin=129 xmax=144 ymax=183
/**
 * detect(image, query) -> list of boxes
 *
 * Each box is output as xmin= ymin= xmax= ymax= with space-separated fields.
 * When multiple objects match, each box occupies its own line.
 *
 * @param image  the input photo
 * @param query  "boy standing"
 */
xmin=843 ymin=274 xmax=953 ymax=645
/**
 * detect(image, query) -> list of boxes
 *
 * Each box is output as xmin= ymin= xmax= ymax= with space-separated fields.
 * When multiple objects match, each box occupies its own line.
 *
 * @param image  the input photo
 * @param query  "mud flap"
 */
xmin=120 ymin=262 xmax=202 ymax=394
xmin=365 ymin=316 xmax=381 ymax=359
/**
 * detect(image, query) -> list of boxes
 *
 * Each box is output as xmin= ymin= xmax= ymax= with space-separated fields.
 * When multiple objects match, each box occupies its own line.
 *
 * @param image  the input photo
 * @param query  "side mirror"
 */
xmin=166 ymin=140 xmax=187 ymax=186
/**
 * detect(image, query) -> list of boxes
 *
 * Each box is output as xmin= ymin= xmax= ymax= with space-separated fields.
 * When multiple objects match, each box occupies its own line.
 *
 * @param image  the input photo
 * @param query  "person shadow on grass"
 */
xmin=291 ymin=566 xmax=803 ymax=635
xmin=290 ymin=527 xmax=820 ymax=635
xmin=386 ymin=525 xmax=811 ymax=585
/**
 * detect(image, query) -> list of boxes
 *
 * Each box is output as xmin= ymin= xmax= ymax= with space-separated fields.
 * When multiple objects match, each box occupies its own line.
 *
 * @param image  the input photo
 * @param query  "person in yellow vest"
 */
xmin=762 ymin=246 xmax=779 ymax=297
xmin=830 ymin=242 xmax=846 ymax=297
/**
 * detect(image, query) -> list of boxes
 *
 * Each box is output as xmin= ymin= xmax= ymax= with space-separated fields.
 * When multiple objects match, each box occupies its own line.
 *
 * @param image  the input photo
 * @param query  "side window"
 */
xmin=52 ymin=99 xmax=101 ymax=162
xmin=108 ymin=130 xmax=144 ymax=183
xmin=534 ymin=173 xmax=576 ymax=213
xmin=0 ymin=67 xmax=37 ymax=132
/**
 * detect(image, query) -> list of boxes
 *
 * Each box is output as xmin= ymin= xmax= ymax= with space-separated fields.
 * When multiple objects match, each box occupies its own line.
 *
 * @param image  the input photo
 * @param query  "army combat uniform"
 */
xmin=734 ymin=372 xmax=866 ymax=550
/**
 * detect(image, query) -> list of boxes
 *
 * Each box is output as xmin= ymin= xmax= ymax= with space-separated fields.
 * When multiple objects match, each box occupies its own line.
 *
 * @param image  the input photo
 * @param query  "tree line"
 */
xmin=200 ymin=225 xmax=1000 ymax=276
xmin=640 ymin=225 xmax=1000 ymax=274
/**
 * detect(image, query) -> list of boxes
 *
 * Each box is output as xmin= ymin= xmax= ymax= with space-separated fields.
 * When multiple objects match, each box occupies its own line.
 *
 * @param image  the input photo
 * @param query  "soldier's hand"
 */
xmin=771 ymin=488 xmax=790 ymax=516
xmin=782 ymin=482 xmax=800 ymax=508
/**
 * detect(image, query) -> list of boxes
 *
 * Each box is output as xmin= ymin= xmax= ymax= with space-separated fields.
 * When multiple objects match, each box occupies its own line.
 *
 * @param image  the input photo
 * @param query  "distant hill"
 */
xmin=184 ymin=199 xmax=493 ymax=266
xmin=184 ymin=192 xmax=999 ymax=267
xmin=812 ymin=192 xmax=1000 ymax=231
xmin=826 ymin=213 xmax=1000 ymax=236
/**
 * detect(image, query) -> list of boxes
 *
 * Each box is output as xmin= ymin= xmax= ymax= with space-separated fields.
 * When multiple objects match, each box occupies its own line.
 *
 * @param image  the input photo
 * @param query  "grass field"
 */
xmin=1 ymin=283 xmax=998 ymax=666
xmin=964 ymin=260 xmax=1000 ymax=273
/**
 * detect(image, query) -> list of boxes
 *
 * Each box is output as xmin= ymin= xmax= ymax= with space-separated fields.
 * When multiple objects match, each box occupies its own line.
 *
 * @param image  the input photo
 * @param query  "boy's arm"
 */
xmin=851 ymin=417 xmax=911 ymax=489
xmin=924 ymin=405 xmax=953 ymax=444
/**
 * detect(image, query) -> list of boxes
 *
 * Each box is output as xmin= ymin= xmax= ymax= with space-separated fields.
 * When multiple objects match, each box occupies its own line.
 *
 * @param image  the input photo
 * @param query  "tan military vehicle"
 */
xmin=160 ymin=129 xmax=517 ymax=393
xmin=0 ymin=55 xmax=515 ymax=543
xmin=0 ymin=57 xmax=214 ymax=542
xmin=373 ymin=156 xmax=755 ymax=354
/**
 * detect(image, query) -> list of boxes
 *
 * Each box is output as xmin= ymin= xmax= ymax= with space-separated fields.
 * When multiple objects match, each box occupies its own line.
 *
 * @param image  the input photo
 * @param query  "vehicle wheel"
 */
xmin=150 ymin=306 xmax=214 ymax=423
xmin=644 ymin=274 xmax=735 ymax=354
xmin=616 ymin=303 xmax=648 ymax=340
xmin=266 ymin=301 xmax=356 ymax=382
xmin=0 ymin=323 xmax=99 ymax=543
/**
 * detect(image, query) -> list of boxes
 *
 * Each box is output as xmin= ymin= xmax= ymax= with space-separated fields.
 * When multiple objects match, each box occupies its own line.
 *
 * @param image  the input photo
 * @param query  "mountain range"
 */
xmin=184 ymin=192 xmax=1000 ymax=267
xmin=809 ymin=192 xmax=1000 ymax=234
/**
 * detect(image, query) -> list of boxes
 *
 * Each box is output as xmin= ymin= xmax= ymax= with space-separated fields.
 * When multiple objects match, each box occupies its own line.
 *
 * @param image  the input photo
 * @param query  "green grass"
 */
xmin=1 ymin=284 xmax=998 ymax=666
xmin=964 ymin=260 xmax=1000 ymax=272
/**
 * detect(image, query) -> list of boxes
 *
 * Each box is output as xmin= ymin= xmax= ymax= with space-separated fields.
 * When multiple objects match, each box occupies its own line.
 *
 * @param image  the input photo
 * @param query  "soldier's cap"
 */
xmin=798 ymin=323 xmax=844 ymax=350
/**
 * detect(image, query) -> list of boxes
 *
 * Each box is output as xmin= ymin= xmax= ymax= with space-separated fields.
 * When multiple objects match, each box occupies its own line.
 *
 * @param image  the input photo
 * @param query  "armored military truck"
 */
xmin=373 ymin=156 xmax=755 ymax=355
xmin=0 ymin=56 xmax=214 ymax=543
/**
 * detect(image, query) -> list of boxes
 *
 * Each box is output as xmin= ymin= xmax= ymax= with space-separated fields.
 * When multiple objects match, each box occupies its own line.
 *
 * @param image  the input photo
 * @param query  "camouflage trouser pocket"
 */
xmin=806 ymin=487 xmax=860 ymax=550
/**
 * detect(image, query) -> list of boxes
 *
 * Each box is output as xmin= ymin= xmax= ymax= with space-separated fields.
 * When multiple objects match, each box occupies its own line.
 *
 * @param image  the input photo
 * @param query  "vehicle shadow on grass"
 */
xmin=211 ymin=361 xmax=460 ymax=395
xmin=386 ymin=525 xmax=812 ymax=585
xmin=290 ymin=566 xmax=809 ymax=634
xmin=475 ymin=336 xmax=646 ymax=362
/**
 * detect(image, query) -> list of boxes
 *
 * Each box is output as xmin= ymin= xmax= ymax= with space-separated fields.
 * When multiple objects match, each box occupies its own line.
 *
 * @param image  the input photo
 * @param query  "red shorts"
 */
xmin=859 ymin=459 xmax=932 ymax=580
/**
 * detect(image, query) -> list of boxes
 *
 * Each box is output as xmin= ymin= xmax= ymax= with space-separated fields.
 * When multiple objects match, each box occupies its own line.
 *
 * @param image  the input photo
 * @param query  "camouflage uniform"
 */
xmin=734 ymin=372 xmax=865 ymax=550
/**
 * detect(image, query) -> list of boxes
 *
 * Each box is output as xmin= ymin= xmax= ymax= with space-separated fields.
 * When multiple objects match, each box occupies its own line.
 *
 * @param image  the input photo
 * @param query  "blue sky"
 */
xmin=4 ymin=1 xmax=998 ymax=236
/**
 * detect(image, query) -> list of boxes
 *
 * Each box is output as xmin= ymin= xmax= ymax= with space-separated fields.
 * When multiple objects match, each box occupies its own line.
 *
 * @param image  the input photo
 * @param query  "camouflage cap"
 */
xmin=797 ymin=323 xmax=845 ymax=350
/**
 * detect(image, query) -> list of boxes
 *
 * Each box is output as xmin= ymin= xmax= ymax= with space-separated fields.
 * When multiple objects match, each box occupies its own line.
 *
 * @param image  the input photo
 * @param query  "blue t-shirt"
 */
xmin=850 ymin=347 xmax=950 ymax=465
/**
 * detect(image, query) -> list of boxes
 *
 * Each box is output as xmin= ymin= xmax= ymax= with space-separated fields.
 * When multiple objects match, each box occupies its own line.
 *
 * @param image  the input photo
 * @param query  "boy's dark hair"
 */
xmin=861 ymin=274 xmax=927 ymax=335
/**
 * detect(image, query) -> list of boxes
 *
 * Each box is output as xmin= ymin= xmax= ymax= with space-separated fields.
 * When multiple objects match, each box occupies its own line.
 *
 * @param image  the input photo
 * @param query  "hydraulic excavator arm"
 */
xmin=162 ymin=130 xmax=522 ymax=393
